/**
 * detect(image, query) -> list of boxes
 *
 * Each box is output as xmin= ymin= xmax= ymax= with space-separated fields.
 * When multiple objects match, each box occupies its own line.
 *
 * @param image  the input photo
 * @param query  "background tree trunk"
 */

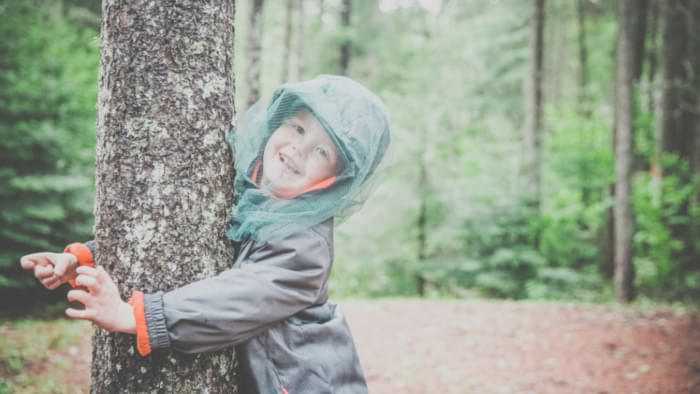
xmin=576 ymin=0 xmax=589 ymax=113
xmin=613 ymin=0 xmax=647 ymax=303
xmin=576 ymin=0 xmax=593 ymax=211
xmin=416 ymin=126 xmax=428 ymax=297
xmin=339 ymin=0 xmax=352 ymax=75
xmin=661 ymin=0 xmax=700 ymax=270
xmin=646 ymin=0 xmax=661 ymax=180
xmin=602 ymin=0 xmax=648 ymax=289
xmin=295 ymin=0 xmax=305 ymax=81
xmin=646 ymin=0 xmax=660 ymax=115
xmin=523 ymin=0 xmax=545 ymax=213
xmin=246 ymin=0 xmax=264 ymax=108
xmin=281 ymin=0 xmax=293 ymax=83
xmin=92 ymin=1 xmax=237 ymax=392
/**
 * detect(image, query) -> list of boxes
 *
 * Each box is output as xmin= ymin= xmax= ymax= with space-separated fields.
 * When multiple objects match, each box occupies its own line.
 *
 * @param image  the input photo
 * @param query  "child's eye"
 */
xmin=316 ymin=146 xmax=329 ymax=159
xmin=294 ymin=125 xmax=305 ymax=135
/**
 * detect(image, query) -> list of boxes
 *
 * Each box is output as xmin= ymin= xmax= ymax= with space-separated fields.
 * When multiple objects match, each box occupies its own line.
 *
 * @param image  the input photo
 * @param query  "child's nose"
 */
xmin=291 ymin=144 xmax=306 ymax=160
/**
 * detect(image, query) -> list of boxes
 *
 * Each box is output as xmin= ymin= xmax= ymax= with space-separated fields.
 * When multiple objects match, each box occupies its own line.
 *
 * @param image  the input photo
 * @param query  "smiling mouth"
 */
xmin=279 ymin=152 xmax=301 ymax=175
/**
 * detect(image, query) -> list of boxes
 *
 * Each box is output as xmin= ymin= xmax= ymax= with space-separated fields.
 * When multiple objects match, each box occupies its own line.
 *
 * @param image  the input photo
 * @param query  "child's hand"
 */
xmin=65 ymin=266 xmax=136 ymax=335
xmin=20 ymin=252 xmax=78 ymax=289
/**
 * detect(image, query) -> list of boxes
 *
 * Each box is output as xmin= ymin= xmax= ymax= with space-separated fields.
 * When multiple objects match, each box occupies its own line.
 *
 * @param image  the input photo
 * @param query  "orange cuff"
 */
xmin=64 ymin=242 xmax=96 ymax=288
xmin=127 ymin=290 xmax=152 ymax=357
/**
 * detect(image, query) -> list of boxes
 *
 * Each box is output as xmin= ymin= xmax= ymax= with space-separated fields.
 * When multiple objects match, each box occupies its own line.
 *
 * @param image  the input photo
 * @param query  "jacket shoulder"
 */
xmin=307 ymin=217 xmax=334 ymax=247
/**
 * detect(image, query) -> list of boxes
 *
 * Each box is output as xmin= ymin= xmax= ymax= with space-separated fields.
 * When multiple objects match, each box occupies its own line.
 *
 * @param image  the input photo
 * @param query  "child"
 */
xmin=20 ymin=75 xmax=392 ymax=394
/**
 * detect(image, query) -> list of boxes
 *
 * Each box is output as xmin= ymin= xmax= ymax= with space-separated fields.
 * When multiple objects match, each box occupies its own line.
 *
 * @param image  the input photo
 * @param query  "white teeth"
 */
xmin=279 ymin=153 xmax=300 ymax=175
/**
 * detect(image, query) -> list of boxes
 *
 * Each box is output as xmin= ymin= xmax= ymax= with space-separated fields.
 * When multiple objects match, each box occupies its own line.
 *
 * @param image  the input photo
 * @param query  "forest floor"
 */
xmin=2 ymin=298 xmax=700 ymax=393
xmin=341 ymin=299 xmax=700 ymax=394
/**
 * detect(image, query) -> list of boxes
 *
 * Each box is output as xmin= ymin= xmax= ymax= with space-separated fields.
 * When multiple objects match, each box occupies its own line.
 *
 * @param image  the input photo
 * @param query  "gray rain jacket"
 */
xmin=85 ymin=216 xmax=368 ymax=394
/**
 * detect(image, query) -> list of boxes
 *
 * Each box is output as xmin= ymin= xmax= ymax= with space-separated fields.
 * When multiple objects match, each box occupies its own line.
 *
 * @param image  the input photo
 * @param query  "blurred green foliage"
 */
xmin=0 ymin=1 xmax=97 ymax=294
xmin=2 ymin=0 xmax=698 ymax=307
xmin=633 ymin=153 xmax=700 ymax=301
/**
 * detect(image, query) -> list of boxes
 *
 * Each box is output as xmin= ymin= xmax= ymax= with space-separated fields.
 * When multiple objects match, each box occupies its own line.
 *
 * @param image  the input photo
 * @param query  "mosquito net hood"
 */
xmin=226 ymin=75 xmax=392 ymax=243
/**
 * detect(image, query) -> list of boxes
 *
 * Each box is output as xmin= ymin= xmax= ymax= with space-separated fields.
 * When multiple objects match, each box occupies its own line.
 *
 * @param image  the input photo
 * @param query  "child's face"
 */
xmin=260 ymin=110 xmax=341 ymax=199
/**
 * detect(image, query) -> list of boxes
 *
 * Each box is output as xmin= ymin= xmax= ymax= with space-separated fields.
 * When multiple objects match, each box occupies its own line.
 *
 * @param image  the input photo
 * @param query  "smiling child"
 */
xmin=21 ymin=75 xmax=391 ymax=394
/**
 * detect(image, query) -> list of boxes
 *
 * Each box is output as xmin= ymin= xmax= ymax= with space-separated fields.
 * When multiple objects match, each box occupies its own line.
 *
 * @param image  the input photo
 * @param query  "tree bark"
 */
xmin=281 ymin=0 xmax=293 ymax=83
xmin=646 ymin=0 xmax=661 ymax=181
xmin=416 ymin=128 xmax=428 ymax=297
xmin=630 ymin=0 xmax=649 ymax=82
xmin=602 ymin=0 xmax=648 ymax=292
xmin=92 ymin=1 xmax=237 ymax=392
xmin=614 ymin=0 xmax=646 ymax=303
xmin=295 ymin=0 xmax=305 ymax=81
xmin=662 ymin=0 xmax=697 ymax=173
xmin=523 ymin=0 xmax=545 ymax=212
xmin=339 ymin=0 xmax=351 ymax=75
xmin=576 ymin=0 xmax=589 ymax=112
xmin=576 ymin=0 xmax=595 ymax=211
xmin=646 ymin=0 xmax=660 ymax=115
xmin=661 ymin=0 xmax=700 ymax=270
xmin=246 ymin=0 xmax=264 ymax=108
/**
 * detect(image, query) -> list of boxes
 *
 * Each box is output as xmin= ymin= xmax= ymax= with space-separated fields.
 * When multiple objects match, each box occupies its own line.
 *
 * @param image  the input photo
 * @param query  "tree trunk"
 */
xmin=576 ymin=0 xmax=594 ymax=210
xmin=632 ymin=0 xmax=650 ymax=176
xmin=281 ymin=0 xmax=293 ymax=83
xmin=339 ymin=0 xmax=351 ymax=75
xmin=602 ymin=0 xmax=648 ymax=291
xmin=646 ymin=0 xmax=662 ymax=180
xmin=614 ymin=0 xmax=646 ymax=303
xmin=415 ymin=123 xmax=429 ymax=297
xmin=92 ymin=1 xmax=237 ymax=392
xmin=523 ymin=0 xmax=545 ymax=212
xmin=630 ymin=0 xmax=649 ymax=82
xmin=576 ymin=0 xmax=589 ymax=112
xmin=646 ymin=0 xmax=660 ymax=115
xmin=246 ymin=0 xmax=264 ymax=108
xmin=661 ymin=0 xmax=700 ymax=270
xmin=295 ymin=0 xmax=305 ymax=81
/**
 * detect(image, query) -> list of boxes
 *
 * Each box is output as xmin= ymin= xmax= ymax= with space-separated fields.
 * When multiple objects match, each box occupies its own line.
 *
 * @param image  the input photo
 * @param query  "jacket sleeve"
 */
xmin=142 ymin=227 xmax=332 ymax=355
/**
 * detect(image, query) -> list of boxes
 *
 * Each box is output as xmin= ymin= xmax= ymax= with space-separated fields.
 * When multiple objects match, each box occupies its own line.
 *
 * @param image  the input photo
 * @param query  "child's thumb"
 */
xmin=54 ymin=259 xmax=68 ymax=276
xmin=55 ymin=253 xmax=78 ymax=277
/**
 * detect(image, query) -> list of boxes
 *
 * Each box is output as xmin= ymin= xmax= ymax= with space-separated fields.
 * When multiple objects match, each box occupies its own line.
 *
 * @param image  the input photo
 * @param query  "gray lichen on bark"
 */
xmin=92 ymin=0 xmax=238 ymax=392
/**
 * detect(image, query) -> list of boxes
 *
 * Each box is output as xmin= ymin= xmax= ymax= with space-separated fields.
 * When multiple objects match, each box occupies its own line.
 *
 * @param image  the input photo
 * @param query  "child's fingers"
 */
xmin=67 ymin=289 xmax=91 ymax=306
xmin=41 ymin=275 xmax=61 ymax=289
xmin=76 ymin=266 xmax=99 ymax=278
xmin=96 ymin=266 xmax=111 ymax=284
xmin=20 ymin=253 xmax=53 ymax=270
xmin=34 ymin=265 xmax=54 ymax=280
xmin=46 ymin=280 xmax=62 ymax=290
xmin=20 ymin=256 xmax=36 ymax=270
xmin=65 ymin=307 xmax=96 ymax=321
xmin=75 ymin=274 xmax=99 ymax=292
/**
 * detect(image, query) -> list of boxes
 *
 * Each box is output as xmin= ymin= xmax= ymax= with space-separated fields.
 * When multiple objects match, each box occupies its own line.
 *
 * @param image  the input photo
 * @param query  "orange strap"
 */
xmin=299 ymin=176 xmax=336 ymax=194
xmin=64 ymin=242 xmax=95 ymax=288
xmin=127 ymin=290 xmax=151 ymax=357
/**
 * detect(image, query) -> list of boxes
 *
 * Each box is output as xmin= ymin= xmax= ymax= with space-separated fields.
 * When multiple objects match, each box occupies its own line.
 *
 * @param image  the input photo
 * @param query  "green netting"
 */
xmin=225 ymin=75 xmax=392 ymax=242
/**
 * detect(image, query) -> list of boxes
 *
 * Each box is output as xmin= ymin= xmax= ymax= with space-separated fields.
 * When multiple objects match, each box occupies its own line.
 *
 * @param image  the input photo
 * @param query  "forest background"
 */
xmin=1 ymin=0 xmax=699 ymax=312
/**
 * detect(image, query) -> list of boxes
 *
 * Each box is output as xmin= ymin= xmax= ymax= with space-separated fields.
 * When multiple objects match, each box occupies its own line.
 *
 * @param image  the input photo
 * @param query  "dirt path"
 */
xmin=67 ymin=299 xmax=700 ymax=393
xmin=339 ymin=299 xmax=700 ymax=394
